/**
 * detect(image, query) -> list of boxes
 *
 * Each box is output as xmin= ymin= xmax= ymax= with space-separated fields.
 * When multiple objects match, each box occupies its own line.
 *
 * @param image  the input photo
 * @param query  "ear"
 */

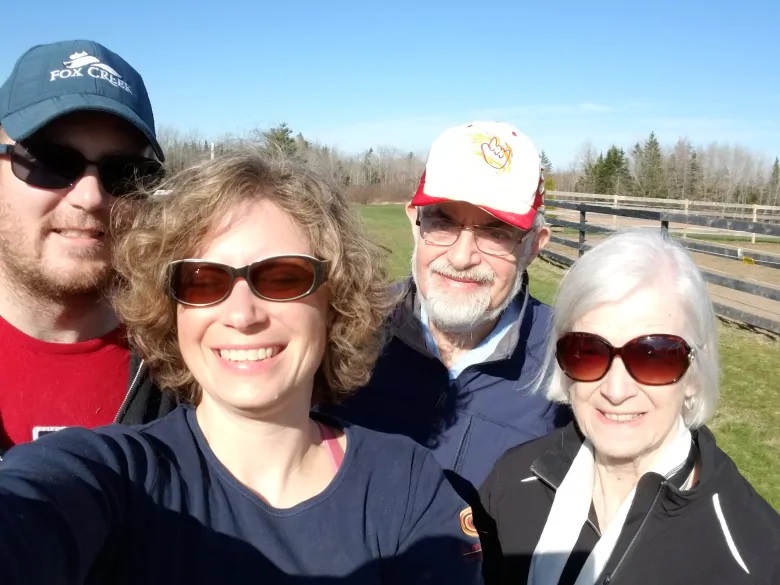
xmin=531 ymin=225 xmax=551 ymax=255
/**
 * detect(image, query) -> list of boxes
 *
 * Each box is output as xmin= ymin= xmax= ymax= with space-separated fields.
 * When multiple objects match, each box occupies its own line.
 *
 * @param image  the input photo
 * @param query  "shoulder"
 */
xmin=505 ymin=291 xmax=552 ymax=359
xmin=0 ymin=408 xmax=190 ymax=493
xmin=4 ymin=407 xmax=190 ymax=467
xmin=694 ymin=426 xmax=780 ymax=577
xmin=388 ymin=279 xmax=410 ymax=298
xmin=527 ymin=291 xmax=553 ymax=312
xmin=698 ymin=427 xmax=780 ymax=583
xmin=321 ymin=414 xmax=456 ymax=503
xmin=480 ymin=426 xmax=568 ymax=500
xmin=527 ymin=293 xmax=553 ymax=327
xmin=322 ymin=412 xmax=435 ymax=469
xmin=320 ymin=415 xmax=477 ymax=532
xmin=698 ymin=426 xmax=780 ymax=529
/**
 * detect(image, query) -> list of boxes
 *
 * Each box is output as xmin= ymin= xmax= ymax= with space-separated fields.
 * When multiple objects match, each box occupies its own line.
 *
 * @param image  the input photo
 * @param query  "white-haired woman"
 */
xmin=477 ymin=228 xmax=779 ymax=585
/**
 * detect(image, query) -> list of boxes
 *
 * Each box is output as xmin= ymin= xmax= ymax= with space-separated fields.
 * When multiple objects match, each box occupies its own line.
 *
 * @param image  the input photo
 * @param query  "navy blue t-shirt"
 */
xmin=0 ymin=406 xmax=482 ymax=584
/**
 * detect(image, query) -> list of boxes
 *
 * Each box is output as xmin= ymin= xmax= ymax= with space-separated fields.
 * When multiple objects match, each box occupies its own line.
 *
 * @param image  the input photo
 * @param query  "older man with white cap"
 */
xmin=325 ymin=121 xmax=571 ymax=488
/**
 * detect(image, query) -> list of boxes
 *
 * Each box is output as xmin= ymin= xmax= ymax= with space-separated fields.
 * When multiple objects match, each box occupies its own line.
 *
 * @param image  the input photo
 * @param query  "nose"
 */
xmin=220 ymin=278 xmax=270 ymax=332
xmin=63 ymin=165 xmax=113 ymax=211
xmin=446 ymin=228 xmax=481 ymax=270
xmin=599 ymin=357 xmax=640 ymax=404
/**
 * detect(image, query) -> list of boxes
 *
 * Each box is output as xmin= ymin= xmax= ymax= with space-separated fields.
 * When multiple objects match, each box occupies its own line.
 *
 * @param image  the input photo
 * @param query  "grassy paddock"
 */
xmin=357 ymin=203 xmax=780 ymax=510
xmin=685 ymin=233 xmax=780 ymax=245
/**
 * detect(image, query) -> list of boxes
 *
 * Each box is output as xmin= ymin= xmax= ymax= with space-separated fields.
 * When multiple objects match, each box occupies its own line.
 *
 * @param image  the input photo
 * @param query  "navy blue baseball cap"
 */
xmin=0 ymin=40 xmax=164 ymax=161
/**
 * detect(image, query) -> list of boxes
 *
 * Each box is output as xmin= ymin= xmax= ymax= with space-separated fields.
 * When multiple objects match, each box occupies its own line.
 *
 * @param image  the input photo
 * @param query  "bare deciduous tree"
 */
xmin=153 ymin=125 xmax=778 ymax=207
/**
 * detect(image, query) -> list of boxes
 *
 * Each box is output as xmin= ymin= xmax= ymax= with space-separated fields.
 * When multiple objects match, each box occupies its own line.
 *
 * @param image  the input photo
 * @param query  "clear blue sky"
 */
xmin=4 ymin=0 xmax=779 ymax=168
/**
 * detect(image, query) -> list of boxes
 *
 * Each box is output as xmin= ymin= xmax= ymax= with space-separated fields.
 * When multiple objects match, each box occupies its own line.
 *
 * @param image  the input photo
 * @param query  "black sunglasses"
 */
xmin=168 ymin=255 xmax=329 ymax=307
xmin=0 ymin=140 xmax=164 ymax=197
xmin=556 ymin=332 xmax=695 ymax=386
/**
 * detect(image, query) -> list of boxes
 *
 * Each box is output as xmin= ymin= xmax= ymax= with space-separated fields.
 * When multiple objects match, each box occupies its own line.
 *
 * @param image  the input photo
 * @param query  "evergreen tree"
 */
xmin=540 ymin=150 xmax=556 ymax=191
xmin=632 ymin=132 xmax=666 ymax=198
xmin=295 ymin=132 xmax=311 ymax=153
xmin=602 ymin=146 xmax=630 ymax=194
xmin=263 ymin=123 xmax=298 ymax=157
xmin=540 ymin=150 xmax=554 ymax=174
xmin=688 ymin=151 xmax=703 ymax=200
xmin=574 ymin=159 xmax=596 ymax=193
xmin=574 ymin=146 xmax=630 ymax=194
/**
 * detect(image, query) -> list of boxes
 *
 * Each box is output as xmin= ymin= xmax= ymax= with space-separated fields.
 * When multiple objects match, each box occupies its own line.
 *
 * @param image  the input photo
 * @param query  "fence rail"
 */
xmin=548 ymin=191 xmax=780 ymax=214
xmin=547 ymin=191 xmax=780 ymax=244
xmin=541 ymin=200 xmax=780 ymax=336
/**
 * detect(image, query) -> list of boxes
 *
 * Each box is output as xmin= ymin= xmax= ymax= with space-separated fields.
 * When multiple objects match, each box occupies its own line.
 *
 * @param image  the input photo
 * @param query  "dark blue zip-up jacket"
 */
xmin=323 ymin=273 xmax=571 ymax=489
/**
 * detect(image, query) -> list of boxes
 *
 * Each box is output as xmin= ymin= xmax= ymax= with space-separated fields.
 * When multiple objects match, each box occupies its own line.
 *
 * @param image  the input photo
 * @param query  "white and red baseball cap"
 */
xmin=411 ymin=121 xmax=545 ymax=230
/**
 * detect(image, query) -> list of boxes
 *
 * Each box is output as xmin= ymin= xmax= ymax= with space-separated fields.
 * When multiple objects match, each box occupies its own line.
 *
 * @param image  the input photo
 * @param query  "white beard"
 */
xmin=412 ymin=242 xmax=525 ymax=334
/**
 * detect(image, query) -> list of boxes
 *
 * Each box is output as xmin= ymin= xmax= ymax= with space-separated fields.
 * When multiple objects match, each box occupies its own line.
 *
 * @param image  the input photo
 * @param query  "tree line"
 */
xmin=157 ymin=124 xmax=780 ymax=207
xmin=555 ymin=133 xmax=780 ymax=206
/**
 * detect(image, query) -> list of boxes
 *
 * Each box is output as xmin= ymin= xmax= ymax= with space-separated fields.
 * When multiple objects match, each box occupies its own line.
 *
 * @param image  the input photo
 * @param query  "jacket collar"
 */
xmin=531 ymin=421 xmax=587 ymax=489
xmin=390 ymin=271 xmax=532 ymax=362
xmin=532 ymin=421 xmax=720 ymax=500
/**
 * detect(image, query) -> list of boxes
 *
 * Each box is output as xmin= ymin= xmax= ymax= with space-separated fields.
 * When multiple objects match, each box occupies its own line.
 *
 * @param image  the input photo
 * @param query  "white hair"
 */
xmin=533 ymin=206 xmax=546 ymax=229
xmin=535 ymin=227 xmax=720 ymax=428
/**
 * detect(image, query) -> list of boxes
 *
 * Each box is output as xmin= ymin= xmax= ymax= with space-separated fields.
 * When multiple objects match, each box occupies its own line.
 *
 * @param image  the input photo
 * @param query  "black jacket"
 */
xmin=477 ymin=422 xmax=780 ymax=585
xmin=119 ymin=350 xmax=178 ymax=425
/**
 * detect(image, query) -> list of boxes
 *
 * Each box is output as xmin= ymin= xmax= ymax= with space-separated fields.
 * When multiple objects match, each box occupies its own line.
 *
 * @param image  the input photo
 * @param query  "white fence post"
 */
xmin=752 ymin=204 xmax=757 ymax=244
xmin=613 ymin=194 xmax=618 ymax=227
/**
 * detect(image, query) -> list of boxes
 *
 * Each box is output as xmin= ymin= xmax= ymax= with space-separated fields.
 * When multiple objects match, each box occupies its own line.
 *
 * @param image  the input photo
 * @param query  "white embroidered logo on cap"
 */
xmin=63 ymin=51 xmax=121 ymax=76
xmin=49 ymin=51 xmax=133 ymax=95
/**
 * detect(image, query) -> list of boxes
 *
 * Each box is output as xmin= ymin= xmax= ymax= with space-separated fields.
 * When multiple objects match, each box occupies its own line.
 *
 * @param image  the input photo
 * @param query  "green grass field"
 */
xmin=358 ymin=204 xmax=780 ymax=510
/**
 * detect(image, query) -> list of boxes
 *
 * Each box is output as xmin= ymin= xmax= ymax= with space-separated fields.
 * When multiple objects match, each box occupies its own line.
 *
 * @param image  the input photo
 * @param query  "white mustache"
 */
xmin=428 ymin=258 xmax=495 ymax=285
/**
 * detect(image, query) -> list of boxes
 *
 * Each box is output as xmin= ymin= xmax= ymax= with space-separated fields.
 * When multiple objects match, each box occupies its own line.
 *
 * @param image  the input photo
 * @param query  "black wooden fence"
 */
xmin=541 ymin=200 xmax=780 ymax=335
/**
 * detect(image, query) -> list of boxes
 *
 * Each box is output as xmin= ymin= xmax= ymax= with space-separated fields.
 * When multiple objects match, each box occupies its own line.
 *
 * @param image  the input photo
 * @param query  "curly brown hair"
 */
xmin=112 ymin=148 xmax=399 ymax=405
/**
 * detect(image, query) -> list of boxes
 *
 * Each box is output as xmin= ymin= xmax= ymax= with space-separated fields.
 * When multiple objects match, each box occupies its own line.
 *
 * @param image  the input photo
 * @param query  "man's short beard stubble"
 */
xmin=0 ymin=200 xmax=129 ymax=305
xmin=412 ymin=239 xmax=527 ymax=335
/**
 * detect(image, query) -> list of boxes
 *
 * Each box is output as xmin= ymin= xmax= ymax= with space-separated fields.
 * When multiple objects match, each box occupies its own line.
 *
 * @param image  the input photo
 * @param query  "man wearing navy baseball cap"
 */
xmin=0 ymin=40 xmax=174 ymax=455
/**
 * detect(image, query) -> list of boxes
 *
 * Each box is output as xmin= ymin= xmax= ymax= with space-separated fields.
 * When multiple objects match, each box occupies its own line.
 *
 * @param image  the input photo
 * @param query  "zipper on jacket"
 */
xmin=531 ymin=465 xmax=602 ymax=537
xmin=598 ymin=480 xmax=666 ymax=585
xmin=452 ymin=417 xmax=473 ymax=473
xmin=114 ymin=358 xmax=145 ymax=423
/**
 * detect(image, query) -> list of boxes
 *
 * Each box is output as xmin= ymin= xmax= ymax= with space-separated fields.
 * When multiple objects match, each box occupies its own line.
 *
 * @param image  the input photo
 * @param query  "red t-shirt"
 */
xmin=0 ymin=315 xmax=131 ymax=448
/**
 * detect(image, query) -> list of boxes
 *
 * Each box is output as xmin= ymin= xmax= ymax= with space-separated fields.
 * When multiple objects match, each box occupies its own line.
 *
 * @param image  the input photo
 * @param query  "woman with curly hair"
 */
xmin=0 ymin=151 xmax=483 ymax=585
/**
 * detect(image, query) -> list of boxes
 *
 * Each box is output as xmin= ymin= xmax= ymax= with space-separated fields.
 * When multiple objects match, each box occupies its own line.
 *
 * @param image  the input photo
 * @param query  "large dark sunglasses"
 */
xmin=168 ymin=255 xmax=329 ymax=307
xmin=556 ymin=332 xmax=695 ymax=386
xmin=0 ymin=140 xmax=164 ymax=197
